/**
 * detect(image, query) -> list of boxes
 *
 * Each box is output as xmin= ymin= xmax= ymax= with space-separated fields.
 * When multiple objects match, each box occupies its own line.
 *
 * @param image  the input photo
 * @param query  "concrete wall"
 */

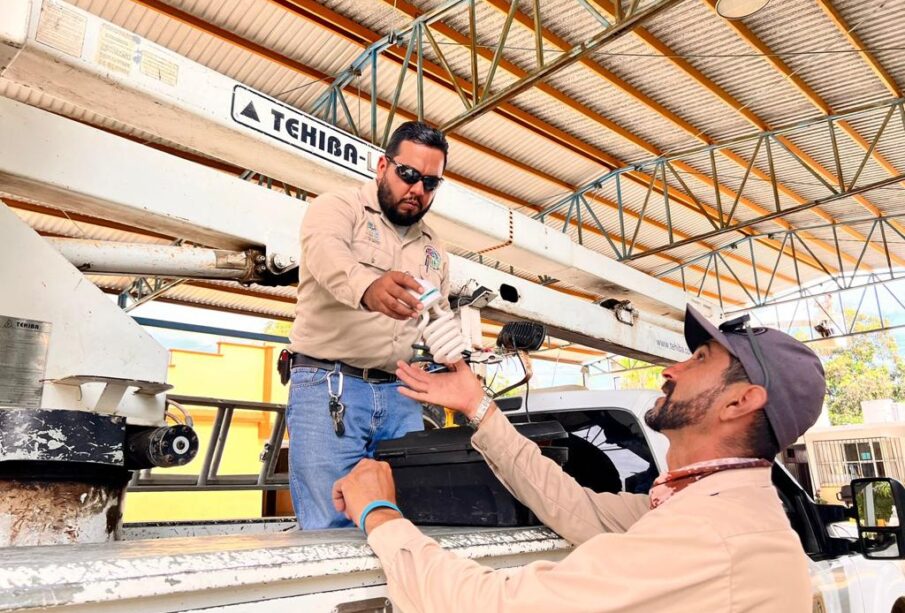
xmin=804 ymin=422 xmax=905 ymax=505
xmin=862 ymin=398 xmax=905 ymax=424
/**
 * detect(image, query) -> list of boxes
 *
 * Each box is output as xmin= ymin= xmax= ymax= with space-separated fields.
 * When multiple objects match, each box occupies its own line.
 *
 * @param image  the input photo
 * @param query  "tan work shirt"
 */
xmin=368 ymin=409 xmax=812 ymax=612
xmin=289 ymin=181 xmax=450 ymax=372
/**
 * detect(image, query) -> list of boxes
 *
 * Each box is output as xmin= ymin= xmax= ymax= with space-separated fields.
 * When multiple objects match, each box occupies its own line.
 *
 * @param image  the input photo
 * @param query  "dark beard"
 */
xmin=378 ymin=177 xmax=431 ymax=226
xmin=644 ymin=380 xmax=722 ymax=433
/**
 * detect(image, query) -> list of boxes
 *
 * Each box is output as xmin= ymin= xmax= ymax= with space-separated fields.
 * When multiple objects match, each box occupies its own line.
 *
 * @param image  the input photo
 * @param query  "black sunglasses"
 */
xmin=719 ymin=314 xmax=771 ymax=390
xmin=387 ymin=157 xmax=444 ymax=192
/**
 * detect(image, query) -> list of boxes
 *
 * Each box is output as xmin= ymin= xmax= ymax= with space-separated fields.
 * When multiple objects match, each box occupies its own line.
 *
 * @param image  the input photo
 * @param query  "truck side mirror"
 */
xmin=851 ymin=478 xmax=905 ymax=559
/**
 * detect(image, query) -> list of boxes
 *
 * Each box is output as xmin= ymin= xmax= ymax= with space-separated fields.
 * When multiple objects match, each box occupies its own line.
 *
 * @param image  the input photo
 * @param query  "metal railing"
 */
xmin=128 ymin=394 xmax=288 ymax=492
xmin=812 ymin=437 xmax=905 ymax=488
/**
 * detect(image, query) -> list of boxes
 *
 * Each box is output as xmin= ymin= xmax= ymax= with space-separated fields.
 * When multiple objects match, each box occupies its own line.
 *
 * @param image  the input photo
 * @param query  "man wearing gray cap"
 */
xmin=331 ymin=306 xmax=826 ymax=612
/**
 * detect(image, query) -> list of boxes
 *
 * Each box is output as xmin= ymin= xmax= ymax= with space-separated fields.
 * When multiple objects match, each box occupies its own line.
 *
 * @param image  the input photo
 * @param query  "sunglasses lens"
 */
xmin=396 ymin=165 xmax=420 ymax=185
xmin=392 ymin=160 xmax=442 ymax=191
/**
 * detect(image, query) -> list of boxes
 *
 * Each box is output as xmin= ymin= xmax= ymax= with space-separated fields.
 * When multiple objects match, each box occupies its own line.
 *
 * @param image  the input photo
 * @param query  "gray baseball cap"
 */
xmin=683 ymin=305 xmax=826 ymax=449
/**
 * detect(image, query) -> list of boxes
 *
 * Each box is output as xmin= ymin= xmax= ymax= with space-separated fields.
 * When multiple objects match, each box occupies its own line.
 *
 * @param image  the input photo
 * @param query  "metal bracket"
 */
xmin=597 ymin=299 xmax=637 ymax=326
xmin=51 ymin=376 xmax=173 ymax=413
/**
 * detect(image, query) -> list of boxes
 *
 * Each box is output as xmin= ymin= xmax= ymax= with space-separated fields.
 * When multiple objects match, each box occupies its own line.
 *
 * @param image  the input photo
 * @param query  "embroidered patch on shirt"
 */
xmin=424 ymin=245 xmax=441 ymax=271
xmin=366 ymin=221 xmax=381 ymax=244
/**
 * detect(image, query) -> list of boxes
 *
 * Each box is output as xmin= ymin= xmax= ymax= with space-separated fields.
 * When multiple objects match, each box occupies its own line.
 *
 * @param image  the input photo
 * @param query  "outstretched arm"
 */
xmin=395 ymin=361 xmax=649 ymax=544
xmin=332 ymin=456 xmax=723 ymax=613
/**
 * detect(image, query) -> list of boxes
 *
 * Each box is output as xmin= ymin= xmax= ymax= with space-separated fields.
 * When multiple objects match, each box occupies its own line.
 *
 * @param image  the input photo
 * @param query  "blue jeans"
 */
xmin=286 ymin=366 xmax=424 ymax=530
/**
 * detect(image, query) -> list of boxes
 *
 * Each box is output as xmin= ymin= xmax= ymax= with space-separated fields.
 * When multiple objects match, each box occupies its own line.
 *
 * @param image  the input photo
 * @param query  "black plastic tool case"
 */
xmin=375 ymin=421 xmax=568 ymax=526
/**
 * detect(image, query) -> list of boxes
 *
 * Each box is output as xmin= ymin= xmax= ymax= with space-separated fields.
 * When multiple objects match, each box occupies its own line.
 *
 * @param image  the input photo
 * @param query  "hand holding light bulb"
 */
xmin=408 ymin=279 xmax=470 ymax=364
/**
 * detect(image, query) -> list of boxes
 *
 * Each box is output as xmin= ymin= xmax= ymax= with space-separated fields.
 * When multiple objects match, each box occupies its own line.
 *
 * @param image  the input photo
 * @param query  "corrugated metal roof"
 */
xmin=742 ymin=0 xmax=893 ymax=111
xmin=5 ymin=0 xmax=904 ymax=325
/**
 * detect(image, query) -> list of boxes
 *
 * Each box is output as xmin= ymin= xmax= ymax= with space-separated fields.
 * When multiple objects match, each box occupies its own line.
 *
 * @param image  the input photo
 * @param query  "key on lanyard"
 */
xmin=327 ymin=371 xmax=345 ymax=437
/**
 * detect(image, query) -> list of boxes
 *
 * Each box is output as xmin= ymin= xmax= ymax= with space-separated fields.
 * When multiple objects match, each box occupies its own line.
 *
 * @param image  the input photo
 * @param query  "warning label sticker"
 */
xmin=140 ymin=49 xmax=179 ymax=87
xmin=96 ymin=23 xmax=135 ymax=76
xmin=230 ymin=85 xmax=382 ymax=180
xmin=0 ymin=317 xmax=51 ymax=409
xmin=36 ymin=1 xmax=87 ymax=58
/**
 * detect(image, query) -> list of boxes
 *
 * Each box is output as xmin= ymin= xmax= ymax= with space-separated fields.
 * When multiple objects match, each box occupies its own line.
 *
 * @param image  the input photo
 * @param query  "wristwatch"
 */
xmin=468 ymin=393 xmax=494 ymax=429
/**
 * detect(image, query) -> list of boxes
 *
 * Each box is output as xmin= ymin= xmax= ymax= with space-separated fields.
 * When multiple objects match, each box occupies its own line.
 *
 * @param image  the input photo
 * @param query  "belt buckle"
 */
xmin=361 ymin=367 xmax=370 ymax=381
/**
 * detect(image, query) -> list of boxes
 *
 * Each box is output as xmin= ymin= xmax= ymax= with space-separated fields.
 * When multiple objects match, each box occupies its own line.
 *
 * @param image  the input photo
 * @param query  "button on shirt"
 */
xmin=289 ymin=181 xmax=450 ymax=372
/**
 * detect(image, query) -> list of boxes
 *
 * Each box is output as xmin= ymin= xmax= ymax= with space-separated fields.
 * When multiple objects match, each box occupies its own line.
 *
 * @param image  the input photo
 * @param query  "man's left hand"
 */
xmin=332 ymin=459 xmax=402 ymax=533
xmin=397 ymin=360 xmax=487 ymax=419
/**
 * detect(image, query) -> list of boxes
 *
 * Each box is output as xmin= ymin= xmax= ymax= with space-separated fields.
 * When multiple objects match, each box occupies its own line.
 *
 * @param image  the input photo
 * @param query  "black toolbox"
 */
xmin=375 ymin=421 xmax=568 ymax=527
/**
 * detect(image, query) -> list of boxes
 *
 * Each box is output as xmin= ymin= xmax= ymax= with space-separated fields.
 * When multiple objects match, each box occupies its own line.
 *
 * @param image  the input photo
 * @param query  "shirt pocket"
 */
xmin=355 ymin=243 xmax=395 ymax=273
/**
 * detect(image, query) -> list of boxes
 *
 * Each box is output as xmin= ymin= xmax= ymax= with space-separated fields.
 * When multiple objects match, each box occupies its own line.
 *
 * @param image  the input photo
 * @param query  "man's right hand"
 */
xmin=361 ymin=271 xmax=425 ymax=320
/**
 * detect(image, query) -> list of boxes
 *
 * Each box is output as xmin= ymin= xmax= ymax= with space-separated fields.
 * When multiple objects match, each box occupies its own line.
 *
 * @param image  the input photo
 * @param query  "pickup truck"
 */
xmin=2 ymin=387 xmax=904 ymax=612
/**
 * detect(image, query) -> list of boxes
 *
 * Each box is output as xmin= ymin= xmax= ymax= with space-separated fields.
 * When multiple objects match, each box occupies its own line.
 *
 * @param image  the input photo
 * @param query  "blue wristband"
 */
xmin=359 ymin=500 xmax=402 ymax=535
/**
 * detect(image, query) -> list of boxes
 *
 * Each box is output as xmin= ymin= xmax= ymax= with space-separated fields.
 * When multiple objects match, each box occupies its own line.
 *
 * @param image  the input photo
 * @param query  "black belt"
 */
xmin=290 ymin=353 xmax=397 ymax=383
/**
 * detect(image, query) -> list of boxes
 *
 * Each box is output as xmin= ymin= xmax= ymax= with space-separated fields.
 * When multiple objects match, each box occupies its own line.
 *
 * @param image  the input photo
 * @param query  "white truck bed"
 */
xmin=0 ymin=525 xmax=570 ymax=612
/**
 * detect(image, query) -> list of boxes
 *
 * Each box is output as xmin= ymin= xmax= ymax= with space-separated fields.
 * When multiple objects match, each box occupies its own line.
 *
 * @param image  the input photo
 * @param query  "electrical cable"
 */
xmin=273 ymin=74 xmax=334 ymax=98
xmin=517 ymin=350 xmax=530 ymax=423
xmin=488 ymin=364 xmax=499 ymax=390
xmin=166 ymin=399 xmax=194 ymax=428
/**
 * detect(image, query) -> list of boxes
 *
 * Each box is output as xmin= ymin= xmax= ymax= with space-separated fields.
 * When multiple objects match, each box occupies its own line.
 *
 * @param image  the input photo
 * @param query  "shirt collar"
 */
xmin=648 ymin=457 xmax=772 ymax=509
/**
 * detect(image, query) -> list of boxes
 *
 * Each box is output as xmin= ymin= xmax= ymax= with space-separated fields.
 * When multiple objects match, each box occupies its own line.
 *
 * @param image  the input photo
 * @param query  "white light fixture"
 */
xmin=715 ymin=0 xmax=770 ymax=19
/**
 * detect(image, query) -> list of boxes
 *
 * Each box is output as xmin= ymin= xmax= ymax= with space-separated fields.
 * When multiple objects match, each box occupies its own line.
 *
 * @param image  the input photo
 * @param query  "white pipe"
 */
xmin=45 ymin=238 xmax=250 ymax=279
xmin=449 ymin=256 xmax=689 ymax=364
xmin=0 ymin=98 xmax=687 ymax=361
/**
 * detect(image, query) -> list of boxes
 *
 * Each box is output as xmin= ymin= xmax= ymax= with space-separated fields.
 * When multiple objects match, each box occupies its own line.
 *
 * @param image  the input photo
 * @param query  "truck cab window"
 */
xmin=519 ymin=408 xmax=658 ymax=495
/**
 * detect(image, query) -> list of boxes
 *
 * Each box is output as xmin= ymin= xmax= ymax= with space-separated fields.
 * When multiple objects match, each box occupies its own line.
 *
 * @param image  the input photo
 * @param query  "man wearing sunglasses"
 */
xmin=332 ymin=305 xmax=827 ymax=612
xmin=285 ymin=121 xmax=454 ymax=530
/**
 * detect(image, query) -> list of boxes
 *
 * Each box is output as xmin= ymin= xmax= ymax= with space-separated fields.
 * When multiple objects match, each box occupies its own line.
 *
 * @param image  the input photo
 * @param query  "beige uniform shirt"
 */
xmin=368 ymin=409 xmax=812 ymax=612
xmin=289 ymin=181 xmax=450 ymax=372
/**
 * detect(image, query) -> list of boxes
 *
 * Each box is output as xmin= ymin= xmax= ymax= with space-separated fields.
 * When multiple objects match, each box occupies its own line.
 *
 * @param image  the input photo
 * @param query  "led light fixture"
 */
xmin=715 ymin=0 xmax=770 ymax=19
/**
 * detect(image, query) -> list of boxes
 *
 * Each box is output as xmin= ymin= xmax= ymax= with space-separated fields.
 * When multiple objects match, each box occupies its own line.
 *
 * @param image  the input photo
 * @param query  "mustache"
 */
xmin=661 ymin=380 xmax=675 ymax=396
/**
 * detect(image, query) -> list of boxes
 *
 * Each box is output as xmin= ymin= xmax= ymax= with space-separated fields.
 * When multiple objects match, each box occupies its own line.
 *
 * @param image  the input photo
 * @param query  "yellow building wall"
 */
xmin=124 ymin=342 xmax=290 ymax=523
xmin=817 ymin=485 xmax=844 ymax=506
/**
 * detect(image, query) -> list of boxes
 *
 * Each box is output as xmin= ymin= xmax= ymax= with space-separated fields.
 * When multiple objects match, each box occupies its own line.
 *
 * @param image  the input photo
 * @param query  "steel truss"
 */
xmin=537 ymin=96 xmax=905 ymax=260
xmin=583 ymin=354 xmax=660 ymax=376
xmin=654 ymin=211 xmax=905 ymax=310
xmin=583 ymin=271 xmax=905 ymax=365
xmin=742 ymin=273 xmax=905 ymax=345
xmin=117 ymin=277 xmax=186 ymax=312
xmin=311 ymin=0 xmax=678 ymax=145
xmin=238 ymin=170 xmax=308 ymax=200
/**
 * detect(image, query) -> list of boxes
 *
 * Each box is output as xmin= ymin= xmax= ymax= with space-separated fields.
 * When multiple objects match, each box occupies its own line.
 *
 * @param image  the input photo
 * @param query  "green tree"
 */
xmin=485 ymin=369 xmax=525 ymax=398
xmin=855 ymin=481 xmax=894 ymax=526
xmin=615 ymin=358 xmax=664 ymax=391
xmin=819 ymin=312 xmax=902 ymax=425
